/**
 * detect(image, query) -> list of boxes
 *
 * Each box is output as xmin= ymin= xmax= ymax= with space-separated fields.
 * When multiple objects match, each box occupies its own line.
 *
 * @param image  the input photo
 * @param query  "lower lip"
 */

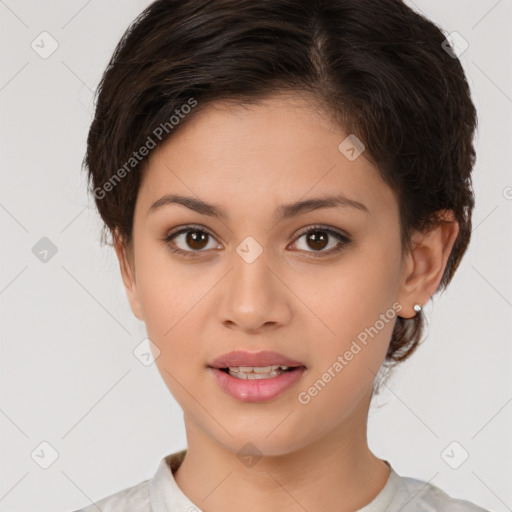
xmin=208 ymin=366 xmax=306 ymax=403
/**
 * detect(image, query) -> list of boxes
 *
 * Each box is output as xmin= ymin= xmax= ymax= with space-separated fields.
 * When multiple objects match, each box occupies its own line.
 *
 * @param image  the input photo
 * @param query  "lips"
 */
xmin=209 ymin=365 xmax=306 ymax=402
xmin=208 ymin=350 xmax=305 ymax=369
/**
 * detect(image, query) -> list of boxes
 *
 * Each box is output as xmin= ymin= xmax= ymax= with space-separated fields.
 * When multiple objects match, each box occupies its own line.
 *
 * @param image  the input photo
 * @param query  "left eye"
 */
xmin=163 ymin=225 xmax=351 ymax=258
xmin=290 ymin=226 xmax=351 ymax=257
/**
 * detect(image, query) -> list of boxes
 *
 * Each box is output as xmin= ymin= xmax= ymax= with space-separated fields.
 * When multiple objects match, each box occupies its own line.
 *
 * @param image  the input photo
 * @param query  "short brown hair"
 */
xmin=83 ymin=0 xmax=478 ymax=378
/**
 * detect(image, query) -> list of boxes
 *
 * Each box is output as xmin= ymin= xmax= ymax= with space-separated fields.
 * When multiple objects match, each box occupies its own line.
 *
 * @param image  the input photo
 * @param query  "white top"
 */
xmin=72 ymin=450 xmax=489 ymax=512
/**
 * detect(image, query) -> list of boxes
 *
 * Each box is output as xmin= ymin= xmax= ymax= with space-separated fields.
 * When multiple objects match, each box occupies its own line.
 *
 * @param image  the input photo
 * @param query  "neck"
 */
xmin=173 ymin=392 xmax=390 ymax=512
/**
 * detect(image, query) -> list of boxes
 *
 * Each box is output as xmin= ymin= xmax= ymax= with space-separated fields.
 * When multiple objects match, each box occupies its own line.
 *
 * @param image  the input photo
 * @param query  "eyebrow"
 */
xmin=148 ymin=193 xmax=369 ymax=221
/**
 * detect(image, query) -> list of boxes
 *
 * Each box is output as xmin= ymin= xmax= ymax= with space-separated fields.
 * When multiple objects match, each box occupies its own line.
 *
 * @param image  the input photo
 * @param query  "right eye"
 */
xmin=163 ymin=225 xmax=223 ymax=258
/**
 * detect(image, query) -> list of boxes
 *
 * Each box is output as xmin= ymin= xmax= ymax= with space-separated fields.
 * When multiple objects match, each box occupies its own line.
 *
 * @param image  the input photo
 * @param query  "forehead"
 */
xmin=136 ymin=93 xmax=396 ymax=221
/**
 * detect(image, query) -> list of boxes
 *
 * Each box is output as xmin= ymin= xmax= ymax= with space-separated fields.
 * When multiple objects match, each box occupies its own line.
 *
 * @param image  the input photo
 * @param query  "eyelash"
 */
xmin=162 ymin=224 xmax=352 ymax=260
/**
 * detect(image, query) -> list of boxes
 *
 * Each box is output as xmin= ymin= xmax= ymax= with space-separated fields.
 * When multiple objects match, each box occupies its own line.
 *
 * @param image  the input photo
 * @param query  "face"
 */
xmin=116 ymin=92 xmax=418 ymax=457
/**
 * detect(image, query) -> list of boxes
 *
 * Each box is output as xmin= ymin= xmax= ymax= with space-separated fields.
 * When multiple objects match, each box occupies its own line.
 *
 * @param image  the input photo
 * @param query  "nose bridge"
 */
xmin=218 ymin=237 xmax=291 ymax=331
xmin=231 ymin=239 xmax=276 ymax=307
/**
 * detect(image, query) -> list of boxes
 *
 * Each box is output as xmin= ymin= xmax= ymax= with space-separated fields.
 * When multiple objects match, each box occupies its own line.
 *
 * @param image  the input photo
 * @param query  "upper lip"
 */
xmin=208 ymin=350 xmax=305 ymax=369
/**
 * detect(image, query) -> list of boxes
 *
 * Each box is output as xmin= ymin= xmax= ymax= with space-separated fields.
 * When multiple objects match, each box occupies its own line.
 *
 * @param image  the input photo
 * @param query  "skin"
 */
xmin=114 ymin=91 xmax=459 ymax=512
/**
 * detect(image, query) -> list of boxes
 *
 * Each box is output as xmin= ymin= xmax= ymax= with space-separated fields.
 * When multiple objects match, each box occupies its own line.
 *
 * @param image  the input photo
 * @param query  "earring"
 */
xmin=413 ymin=304 xmax=422 ymax=314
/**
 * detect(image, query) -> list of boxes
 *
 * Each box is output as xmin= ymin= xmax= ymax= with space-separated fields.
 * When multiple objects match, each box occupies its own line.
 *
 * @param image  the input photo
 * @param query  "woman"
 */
xmin=75 ymin=0 xmax=488 ymax=510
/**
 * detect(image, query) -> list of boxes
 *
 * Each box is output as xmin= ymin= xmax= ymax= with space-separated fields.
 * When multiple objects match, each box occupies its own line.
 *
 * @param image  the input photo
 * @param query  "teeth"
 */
xmin=230 ymin=371 xmax=282 ymax=380
xmin=225 ymin=365 xmax=293 ymax=380
xmin=228 ymin=365 xmax=289 ymax=373
xmin=229 ymin=370 xmax=283 ymax=380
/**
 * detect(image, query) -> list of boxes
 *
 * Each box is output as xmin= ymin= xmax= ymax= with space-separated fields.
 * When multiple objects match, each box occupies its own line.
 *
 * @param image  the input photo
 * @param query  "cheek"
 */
xmin=308 ymin=246 xmax=400 ymax=335
xmin=133 ymin=246 xmax=232 ymax=389
xmin=298 ymin=240 xmax=401 ymax=387
xmin=296 ymin=273 xmax=398 ymax=426
xmin=134 ymin=241 xmax=201 ymax=333
xmin=133 ymin=248 xmax=205 ymax=374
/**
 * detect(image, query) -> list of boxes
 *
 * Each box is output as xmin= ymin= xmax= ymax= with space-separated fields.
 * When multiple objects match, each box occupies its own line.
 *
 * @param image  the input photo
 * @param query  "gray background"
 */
xmin=1 ymin=0 xmax=511 ymax=511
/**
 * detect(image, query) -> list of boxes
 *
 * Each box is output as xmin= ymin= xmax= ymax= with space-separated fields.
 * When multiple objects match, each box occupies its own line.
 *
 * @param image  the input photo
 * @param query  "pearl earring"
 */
xmin=413 ymin=304 xmax=422 ymax=314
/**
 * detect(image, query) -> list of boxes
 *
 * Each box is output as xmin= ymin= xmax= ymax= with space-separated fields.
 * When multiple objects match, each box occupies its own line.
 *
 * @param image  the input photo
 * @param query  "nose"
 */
xmin=217 ymin=248 xmax=293 ymax=334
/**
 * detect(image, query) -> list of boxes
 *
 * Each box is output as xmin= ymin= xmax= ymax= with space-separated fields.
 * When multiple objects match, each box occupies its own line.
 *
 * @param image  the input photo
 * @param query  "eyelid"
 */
xmin=164 ymin=223 xmax=350 ymax=242
xmin=292 ymin=224 xmax=351 ymax=242
xmin=165 ymin=223 xmax=218 ymax=240
xmin=163 ymin=223 xmax=351 ymax=258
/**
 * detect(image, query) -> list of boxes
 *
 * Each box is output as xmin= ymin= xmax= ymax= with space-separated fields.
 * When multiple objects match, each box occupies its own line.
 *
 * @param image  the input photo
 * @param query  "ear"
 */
xmin=396 ymin=210 xmax=460 ymax=319
xmin=113 ymin=229 xmax=144 ymax=321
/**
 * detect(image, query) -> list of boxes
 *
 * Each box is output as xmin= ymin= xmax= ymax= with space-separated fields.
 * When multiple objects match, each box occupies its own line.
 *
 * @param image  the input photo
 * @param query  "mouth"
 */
xmin=216 ymin=364 xmax=305 ymax=380
xmin=207 ymin=349 xmax=306 ymax=371
xmin=207 ymin=350 xmax=307 ymax=402
xmin=207 ymin=363 xmax=307 ymax=403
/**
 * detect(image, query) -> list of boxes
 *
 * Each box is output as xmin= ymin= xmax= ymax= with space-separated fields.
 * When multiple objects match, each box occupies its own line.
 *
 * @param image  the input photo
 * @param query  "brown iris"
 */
xmin=305 ymin=230 xmax=329 ymax=251
xmin=186 ymin=230 xmax=209 ymax=250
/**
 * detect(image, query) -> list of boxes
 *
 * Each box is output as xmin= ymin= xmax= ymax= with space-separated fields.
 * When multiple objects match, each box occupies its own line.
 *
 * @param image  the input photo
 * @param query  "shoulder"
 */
xmin=395 ymin=473 xmax=490 ymax=512
xmin=69 ymin=450 xmax=187 ymax=512
xmin=71 ymin=479 xmax=151 ymax=512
